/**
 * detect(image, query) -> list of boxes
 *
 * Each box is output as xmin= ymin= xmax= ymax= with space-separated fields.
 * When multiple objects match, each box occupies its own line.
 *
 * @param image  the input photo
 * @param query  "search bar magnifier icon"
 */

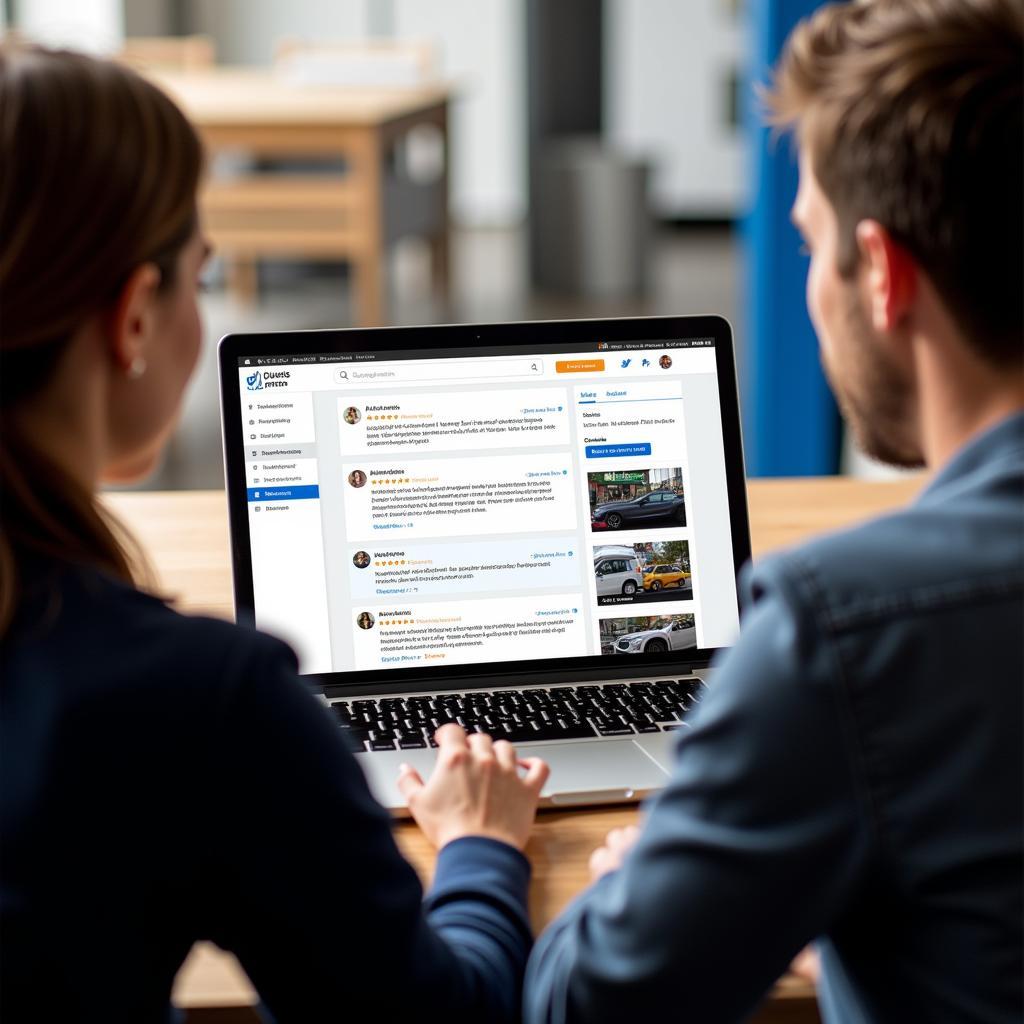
xmin=338 ymin=369 xmax=349 ymax=380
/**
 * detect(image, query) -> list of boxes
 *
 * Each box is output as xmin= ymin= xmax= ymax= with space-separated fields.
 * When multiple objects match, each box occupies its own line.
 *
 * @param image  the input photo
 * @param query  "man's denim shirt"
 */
xmin=525 ymin=412 xmax=1023 ymax=1024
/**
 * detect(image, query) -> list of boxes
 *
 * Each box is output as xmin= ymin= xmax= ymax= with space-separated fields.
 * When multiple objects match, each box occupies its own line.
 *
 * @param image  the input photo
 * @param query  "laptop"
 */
xmin=218 ymin=315 xmax=750 ymax=811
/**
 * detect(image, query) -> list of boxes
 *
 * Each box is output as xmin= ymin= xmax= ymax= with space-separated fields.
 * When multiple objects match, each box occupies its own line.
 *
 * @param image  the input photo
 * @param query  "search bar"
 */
xmin=334 ymin=359 xmax=544 ymax=385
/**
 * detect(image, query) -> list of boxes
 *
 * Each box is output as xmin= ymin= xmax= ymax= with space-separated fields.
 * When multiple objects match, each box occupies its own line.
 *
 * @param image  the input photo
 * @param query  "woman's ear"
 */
xmin=107 ymin=263 xmax=162 ymax=376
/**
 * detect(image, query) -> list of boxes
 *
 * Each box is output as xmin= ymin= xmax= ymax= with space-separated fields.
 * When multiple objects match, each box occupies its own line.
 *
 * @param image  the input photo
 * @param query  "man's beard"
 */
xmin=822 ymin=285 xmax=926 ymax=469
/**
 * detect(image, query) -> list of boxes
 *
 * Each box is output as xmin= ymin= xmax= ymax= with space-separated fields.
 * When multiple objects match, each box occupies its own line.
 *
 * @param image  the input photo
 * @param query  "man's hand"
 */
xmin=789 ymin=946 xmax=821 ymax=984
xmin=397 ymin=724 xmax=550 ymax=851
xmin=589 ymin=825 xmax=641 ymax=881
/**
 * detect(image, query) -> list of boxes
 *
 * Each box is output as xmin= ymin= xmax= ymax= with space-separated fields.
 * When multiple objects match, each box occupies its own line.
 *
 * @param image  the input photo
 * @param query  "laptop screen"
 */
xmin=223 ymin=321 xmax=746 ymax=684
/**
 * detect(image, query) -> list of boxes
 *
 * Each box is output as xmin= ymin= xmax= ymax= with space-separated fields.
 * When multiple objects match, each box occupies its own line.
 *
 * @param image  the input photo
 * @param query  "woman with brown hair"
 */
xmin=0 ymin=45 xmax=547 ymax=1022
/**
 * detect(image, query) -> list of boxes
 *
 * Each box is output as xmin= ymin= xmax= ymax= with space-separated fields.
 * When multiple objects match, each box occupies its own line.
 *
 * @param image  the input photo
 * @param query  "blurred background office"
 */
xmin=3 ymin=0 xmax=902 ymax=488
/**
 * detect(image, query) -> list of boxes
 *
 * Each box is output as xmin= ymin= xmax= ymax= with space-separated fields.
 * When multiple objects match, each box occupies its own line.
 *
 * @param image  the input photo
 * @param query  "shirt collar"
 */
xmin=916 ymin=409 xmax=1024 ymax=506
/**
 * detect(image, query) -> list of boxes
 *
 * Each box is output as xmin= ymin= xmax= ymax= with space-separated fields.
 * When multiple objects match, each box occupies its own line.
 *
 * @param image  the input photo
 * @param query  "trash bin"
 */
xmin=531 ymin=137 xmax=651 ymax=297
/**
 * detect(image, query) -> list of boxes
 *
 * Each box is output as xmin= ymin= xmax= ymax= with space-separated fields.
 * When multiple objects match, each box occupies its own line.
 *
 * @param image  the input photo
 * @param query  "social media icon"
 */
xmin=641 ymin=358 xmax=650 ymax=367
xmin=620 ymin=358 xmax=632 ymax=368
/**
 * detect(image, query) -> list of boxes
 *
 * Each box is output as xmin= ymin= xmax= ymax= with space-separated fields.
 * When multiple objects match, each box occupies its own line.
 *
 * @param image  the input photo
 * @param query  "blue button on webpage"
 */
xmin=247 ymin=485 xmax=320 ymax=501
xmin=584 ymin=443 xmax=653 ymax=459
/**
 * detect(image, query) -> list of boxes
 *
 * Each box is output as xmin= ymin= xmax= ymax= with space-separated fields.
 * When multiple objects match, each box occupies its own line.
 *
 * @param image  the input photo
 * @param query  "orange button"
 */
xmin=556 ymin=359 xmax=605 ymax=373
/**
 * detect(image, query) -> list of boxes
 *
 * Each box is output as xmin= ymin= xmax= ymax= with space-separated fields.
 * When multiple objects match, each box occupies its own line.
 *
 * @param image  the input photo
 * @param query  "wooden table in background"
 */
xmin=150 ymin=69 xmax=451 ymax=324
xmin=102 ymin=476 xmax=924 ymax=1023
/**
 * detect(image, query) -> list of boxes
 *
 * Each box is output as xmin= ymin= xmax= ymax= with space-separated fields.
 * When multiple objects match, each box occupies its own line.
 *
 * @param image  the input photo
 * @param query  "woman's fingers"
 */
xmin=520 ymin=756 xmax=550 ymax=793
xmin=492 ymin=739 xmax=517 ymax=770
xmin=435 ymin=723 xmax=469 ymax=750
xmin=396 ymin=763 xmax=425 ymax=801
xmin=467 ymin=731 xmax=495 ymax=759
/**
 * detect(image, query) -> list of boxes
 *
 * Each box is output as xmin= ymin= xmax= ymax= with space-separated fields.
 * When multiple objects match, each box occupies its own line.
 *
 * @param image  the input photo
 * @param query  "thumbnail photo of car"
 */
xmin=643 ymin=564 xmax=690 ymax=591
xmin=594 ymin=539 xmax=693 ymax=607
xmin=594 ymin=547 xmax=645 ymax=598
xmin=600 ymin=613 xmax=697 ymax=655
xmin=588 ymin=468 xmax=686 ymax=531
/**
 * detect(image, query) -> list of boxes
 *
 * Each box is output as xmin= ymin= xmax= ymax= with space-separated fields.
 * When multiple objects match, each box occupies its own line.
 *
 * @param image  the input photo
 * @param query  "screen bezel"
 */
xmin=218 ymin=315 xmax=750 ymax=697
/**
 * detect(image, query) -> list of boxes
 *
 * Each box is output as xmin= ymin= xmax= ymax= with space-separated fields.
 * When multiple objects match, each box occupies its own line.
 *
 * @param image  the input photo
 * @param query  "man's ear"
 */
xmin=107 ymin=263 xmax=162 ymax=374
xmin=855 ymin=220 xmax=917 ymax=333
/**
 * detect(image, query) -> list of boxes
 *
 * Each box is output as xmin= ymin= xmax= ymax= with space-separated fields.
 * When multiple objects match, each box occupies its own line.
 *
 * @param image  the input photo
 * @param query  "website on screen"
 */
xmin=236 ymin=340 xmax=740 ymax=674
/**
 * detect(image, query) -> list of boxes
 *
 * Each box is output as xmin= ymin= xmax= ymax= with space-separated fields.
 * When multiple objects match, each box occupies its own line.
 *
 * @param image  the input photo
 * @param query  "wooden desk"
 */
xmin=149 ymin=69 xmax=451 ymax=323
xmin=102 ymin=476 xmax=923 ymax=1022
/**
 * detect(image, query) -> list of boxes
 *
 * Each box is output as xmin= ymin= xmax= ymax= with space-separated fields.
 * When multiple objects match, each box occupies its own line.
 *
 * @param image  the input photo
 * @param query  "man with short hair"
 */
xmin=524 ymin=1 xmax=1023 ymax=1020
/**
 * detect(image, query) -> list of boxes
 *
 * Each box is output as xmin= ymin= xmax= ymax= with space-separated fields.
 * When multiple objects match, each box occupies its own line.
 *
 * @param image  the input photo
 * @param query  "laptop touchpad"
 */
xmin=358 ymin=739 xmax=671 ymax=811
xmin=517 ymin=739 xmax=670 ymax=802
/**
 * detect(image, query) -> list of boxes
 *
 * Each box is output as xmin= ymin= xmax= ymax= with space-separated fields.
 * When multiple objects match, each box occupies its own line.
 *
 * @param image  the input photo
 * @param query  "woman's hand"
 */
xmin=589 ymin=824 xmax=641 ymax=880
xmin=397 ymin=724 xmax=550 ymax=851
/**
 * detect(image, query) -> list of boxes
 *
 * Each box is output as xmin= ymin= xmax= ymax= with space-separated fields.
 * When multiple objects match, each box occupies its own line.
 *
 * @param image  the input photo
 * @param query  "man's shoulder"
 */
xmin=747 ymin=490 xmax=1024 ymax=633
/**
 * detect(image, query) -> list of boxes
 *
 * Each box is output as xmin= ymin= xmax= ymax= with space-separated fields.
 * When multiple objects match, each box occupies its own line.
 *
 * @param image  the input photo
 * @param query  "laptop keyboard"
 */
xmin=331 ymin=678 xmax=706 ymax=753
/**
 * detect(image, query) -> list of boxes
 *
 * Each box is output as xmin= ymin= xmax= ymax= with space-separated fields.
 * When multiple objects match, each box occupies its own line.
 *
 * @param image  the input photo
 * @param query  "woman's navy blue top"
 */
xmin=1 ymin=566 xmax=531 ymax=1023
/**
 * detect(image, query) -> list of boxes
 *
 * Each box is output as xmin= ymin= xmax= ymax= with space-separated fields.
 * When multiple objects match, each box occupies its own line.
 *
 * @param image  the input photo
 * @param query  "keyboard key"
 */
xmin=342 ymin=729 xmax=370 ymax=752
xmin=595 ymin=723 xmax=636 ymax=736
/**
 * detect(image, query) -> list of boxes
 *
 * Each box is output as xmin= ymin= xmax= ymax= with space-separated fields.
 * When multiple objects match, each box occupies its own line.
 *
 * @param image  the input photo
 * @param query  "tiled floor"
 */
xmin=146 ymin=224 xmax=741 ymax=490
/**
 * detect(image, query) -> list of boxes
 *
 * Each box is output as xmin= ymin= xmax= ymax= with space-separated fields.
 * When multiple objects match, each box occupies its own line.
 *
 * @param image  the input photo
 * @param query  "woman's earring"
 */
xmin=127 ymin=356 xmax=147 ymax=380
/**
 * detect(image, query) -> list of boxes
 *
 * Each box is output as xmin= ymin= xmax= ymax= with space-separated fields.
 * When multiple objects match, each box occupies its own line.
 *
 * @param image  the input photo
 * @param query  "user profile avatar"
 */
xmin=348 ymin=469 xmax=367 ymax=488
xmin=352 ymin=550 xmax=371 ymax=569
xmin=356 ymin=611 xmax=376 ymax=631
xmin=343 ymin=406 xmax=361 ymax=425
xmin=659 ymin=354 xmax=673 ymax=370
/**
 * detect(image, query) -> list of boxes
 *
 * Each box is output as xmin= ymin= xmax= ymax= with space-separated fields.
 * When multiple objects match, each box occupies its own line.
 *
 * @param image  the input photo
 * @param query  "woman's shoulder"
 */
xmin=7 ymin=565 xmax=298 ymax=706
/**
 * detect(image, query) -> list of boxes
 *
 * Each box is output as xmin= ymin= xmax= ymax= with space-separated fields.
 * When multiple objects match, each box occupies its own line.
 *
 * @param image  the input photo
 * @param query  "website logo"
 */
xmin=261 ymin=369 xmax=291 ymax=389
xmin=246 ymin=371 xmax=263 ymax=391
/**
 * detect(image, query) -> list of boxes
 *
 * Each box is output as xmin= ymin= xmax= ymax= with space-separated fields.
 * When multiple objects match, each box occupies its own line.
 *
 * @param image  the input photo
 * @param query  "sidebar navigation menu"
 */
xmin=243 ymin=383 xmax=332 ymax=672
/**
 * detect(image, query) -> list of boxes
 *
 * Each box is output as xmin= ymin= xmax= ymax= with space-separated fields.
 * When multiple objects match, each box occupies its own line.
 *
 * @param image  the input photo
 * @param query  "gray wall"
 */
xmin=606 ymin=0 xmax=747 ymax=217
